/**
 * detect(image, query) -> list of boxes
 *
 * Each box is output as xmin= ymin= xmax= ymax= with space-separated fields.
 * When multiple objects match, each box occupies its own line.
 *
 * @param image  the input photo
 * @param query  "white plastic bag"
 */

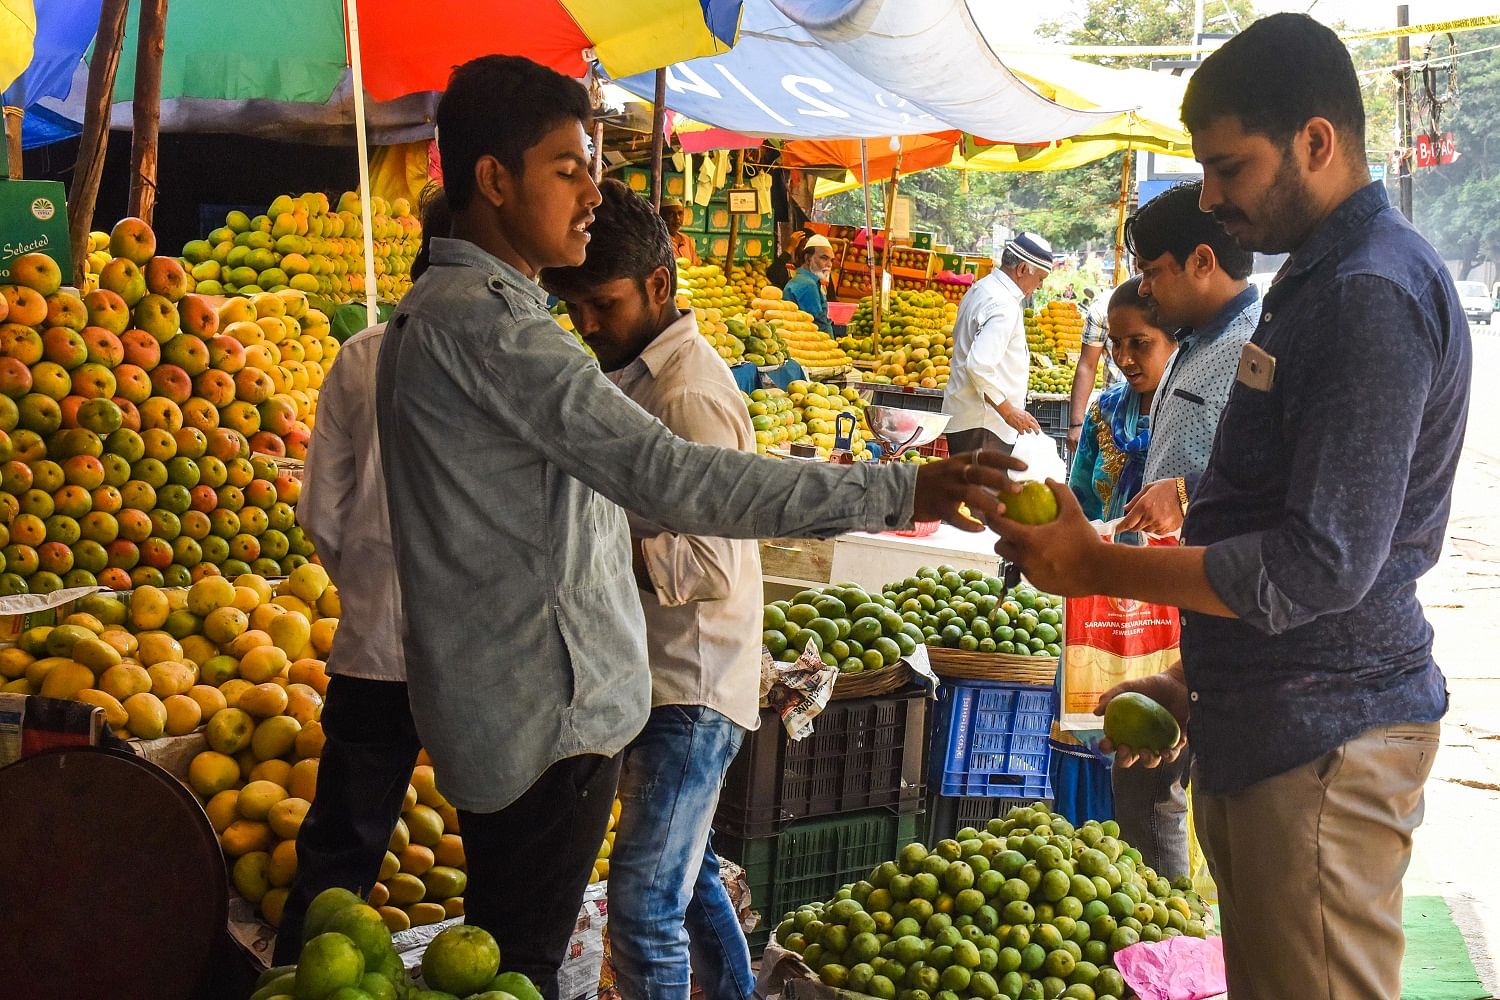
xmin=1010 ymin=430 xmax=1067 ymax=483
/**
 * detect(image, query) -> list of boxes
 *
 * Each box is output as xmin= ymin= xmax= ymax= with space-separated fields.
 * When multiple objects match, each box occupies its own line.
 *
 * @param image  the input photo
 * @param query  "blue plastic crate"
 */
xmin=930 ymin=680 xmax=1054 ymax=797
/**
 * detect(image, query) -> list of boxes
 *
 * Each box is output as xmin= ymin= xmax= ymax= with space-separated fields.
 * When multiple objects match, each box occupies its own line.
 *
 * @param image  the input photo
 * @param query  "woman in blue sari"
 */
xmin=1051 ymin=277 xmax=1176 ymax=823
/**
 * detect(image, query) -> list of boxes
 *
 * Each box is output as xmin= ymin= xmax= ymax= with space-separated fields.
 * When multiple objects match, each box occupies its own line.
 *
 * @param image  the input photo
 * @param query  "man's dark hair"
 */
xmin=1182 ymin=13 xmax=1365 ymax=152
xmin=999 ymin=247 xmax=1025 ymax=272
xmin=539 ymin=178 xmax=675 ymax=294
xmin=435 ymin=55 xmax=593 ymax=211
xmin=411 ymin=184 xmax=451 ymax=282
xmin=1125 ymin=181 xmax=1253 ymax=280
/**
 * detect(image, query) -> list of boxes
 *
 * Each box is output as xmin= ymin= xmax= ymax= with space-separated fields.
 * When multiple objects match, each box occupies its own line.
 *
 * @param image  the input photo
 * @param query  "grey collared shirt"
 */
xmin=375 ymin=238 xmax=918 ymax=812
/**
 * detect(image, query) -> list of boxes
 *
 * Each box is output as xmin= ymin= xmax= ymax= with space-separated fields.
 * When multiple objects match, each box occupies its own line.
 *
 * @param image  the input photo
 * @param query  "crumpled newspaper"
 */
xmin=1113 ymin=936 xmax=1227 ymax=1000
xmin=762 ymin=641 xmax=838 ymax=740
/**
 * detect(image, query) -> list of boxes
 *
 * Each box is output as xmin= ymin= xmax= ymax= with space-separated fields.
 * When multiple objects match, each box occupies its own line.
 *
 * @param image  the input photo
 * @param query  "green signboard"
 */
xmin=0 ymin=180 xmax=73 ymax=285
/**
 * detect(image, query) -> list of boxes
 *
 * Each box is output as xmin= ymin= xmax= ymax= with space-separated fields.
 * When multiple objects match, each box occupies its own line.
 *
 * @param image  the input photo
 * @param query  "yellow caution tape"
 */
xmin=994 ymin=12 xmax=1500 ymax=59
xmin=1341 ymin=12 xmax=1500 ymax=42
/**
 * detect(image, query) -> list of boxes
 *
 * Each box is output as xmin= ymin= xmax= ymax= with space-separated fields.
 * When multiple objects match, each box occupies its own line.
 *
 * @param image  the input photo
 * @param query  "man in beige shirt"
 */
xmin=542 ymin=179 xmax=757 ymax=1000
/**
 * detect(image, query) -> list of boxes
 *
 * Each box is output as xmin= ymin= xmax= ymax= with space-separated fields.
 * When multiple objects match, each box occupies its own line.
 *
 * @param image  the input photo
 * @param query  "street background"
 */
xmin=1409 ymin=319 xmax=1500 ymax=989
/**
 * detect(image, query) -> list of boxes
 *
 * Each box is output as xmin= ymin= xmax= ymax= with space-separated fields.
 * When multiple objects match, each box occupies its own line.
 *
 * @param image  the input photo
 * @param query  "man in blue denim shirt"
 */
xmin=995 ymin=16 xmax=1466 ymax=998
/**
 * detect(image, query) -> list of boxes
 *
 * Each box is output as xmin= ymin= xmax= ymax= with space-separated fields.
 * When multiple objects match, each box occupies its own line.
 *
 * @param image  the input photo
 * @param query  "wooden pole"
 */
xmin=859 ymin=140 xmax=881 ymax=351
xmin=3 ymin=107 xmax=22 ymax=180
xmin=649 ymin=69 xmax=666 ymax=210
xmin=725 ymin=151 xmax=743 ymax=266
xmin=591 ymin=118 xmax=605 ymax=182
xmin=68 ymin=0 xmax=131 ymax=288
xmin=1113 ymin=148 xmax=1133 ymax=285
xmin=128 ymin=0 xmax=169 ymax=224
xmin=587 ymin=70 xmax=605 ymax=182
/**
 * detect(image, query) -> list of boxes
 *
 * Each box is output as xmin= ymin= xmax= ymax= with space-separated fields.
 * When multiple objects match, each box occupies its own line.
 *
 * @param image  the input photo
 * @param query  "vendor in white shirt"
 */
xmin=942 ymin=232 xmax=1054 ymax=454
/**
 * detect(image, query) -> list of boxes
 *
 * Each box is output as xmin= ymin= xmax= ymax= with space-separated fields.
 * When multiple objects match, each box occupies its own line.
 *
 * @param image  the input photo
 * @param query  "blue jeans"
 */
xmin=1110 ymin=747 xmax=1193 ymax=880
xmin=610 ymin=705 xmax=753 ymax=1000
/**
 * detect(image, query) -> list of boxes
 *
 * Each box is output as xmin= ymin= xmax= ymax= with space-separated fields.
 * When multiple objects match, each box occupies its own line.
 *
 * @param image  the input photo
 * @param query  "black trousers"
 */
xmin=945 ymin=426 xmax=1013 ymax=456
xmin=273 ymin=675 xmax=422 ymax=964
xmin=460 ymin=753 xmax=623 ymax=1000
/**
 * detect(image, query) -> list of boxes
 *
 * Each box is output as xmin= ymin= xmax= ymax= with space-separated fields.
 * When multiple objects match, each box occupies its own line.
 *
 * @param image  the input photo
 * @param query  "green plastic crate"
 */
xmin=717 ymin=809 xmax=922 ymax=951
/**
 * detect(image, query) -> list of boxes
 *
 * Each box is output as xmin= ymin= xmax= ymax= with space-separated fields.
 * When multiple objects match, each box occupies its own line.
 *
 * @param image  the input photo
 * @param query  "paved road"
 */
xmin=1407 ymin=322 xmax=1500 ymax=987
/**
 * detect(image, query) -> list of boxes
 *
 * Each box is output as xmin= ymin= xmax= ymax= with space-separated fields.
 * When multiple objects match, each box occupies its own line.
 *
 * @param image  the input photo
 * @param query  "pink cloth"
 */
xmin=1113 ymin=937 xmax=1227 ymax=1000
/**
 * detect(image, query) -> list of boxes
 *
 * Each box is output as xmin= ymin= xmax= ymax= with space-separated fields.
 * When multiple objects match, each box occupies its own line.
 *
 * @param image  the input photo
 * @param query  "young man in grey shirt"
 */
xmin=375 ymin=55 xmax=1024 ymax=999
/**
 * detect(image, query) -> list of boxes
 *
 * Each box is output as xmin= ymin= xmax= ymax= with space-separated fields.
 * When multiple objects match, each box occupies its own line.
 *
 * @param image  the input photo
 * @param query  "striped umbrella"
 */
xmin=21 ymin=0 xmax=742 ymax=143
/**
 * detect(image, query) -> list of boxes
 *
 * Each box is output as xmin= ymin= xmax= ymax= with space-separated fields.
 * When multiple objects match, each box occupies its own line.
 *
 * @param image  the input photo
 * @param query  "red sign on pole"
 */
xmin=1415 ymin=132 xmax=1458 ymax=168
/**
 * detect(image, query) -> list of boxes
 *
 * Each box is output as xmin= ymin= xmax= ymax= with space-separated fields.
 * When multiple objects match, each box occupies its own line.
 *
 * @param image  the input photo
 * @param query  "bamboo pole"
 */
xmin=649 ymin=69 xmax=666 ymax=210
xmin=591 ymin=118 xmax=605 ymax=182
xmin=1113 ymin=148 xmax=1133 ymax=285
xmin=67 ymin=0 xmax=131 ymax=289
xmin=3 ymin=106 xmax=21 ymax=180
xmin=725 ymin=151 xmax=743 ymax=266
xmin=127 ymin=0 xmax=169 ymax=224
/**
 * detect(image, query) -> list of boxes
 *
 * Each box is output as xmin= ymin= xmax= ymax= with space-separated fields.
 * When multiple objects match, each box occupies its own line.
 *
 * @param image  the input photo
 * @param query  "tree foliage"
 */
xmin=817 ymin=2 xmax=1494 ymax=267
xmin=1410 ymin=28 xmax=1500 ymax=275
xmin=816 ymin=0 xmax=1247 ymax=253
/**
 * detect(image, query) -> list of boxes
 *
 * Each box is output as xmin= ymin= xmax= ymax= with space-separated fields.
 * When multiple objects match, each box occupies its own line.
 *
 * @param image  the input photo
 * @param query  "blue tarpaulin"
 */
xmin=3 ymin=0 xmax=100 ymax=107
xmin=5 ymin=0 xmax=100 ymax=149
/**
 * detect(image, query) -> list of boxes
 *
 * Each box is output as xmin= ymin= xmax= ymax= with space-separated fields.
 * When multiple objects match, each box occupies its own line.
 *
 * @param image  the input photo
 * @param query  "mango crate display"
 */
xmin=0 ymin=219 xmax=335 ymax=594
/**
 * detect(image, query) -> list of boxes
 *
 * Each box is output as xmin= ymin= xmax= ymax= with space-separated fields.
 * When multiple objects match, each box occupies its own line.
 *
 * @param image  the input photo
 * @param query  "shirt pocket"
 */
xmin=1212 ymin=375 xmax=1285 ymax=488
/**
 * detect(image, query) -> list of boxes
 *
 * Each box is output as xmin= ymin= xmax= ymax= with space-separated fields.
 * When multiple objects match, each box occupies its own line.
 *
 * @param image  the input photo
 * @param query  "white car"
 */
xmin=1456 ymin=280 xmax=1494 ymax=327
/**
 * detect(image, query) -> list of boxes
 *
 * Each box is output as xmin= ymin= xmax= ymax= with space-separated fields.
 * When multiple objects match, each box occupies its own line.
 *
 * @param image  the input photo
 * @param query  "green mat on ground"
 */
xmin=1402 ymin=895 xmax=1488 ymax=1000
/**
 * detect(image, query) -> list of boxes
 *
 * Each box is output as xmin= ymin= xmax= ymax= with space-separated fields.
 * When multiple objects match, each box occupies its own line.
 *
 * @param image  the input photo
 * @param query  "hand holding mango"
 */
xmin=1004 ymin=480 xmax=1060 ymax=525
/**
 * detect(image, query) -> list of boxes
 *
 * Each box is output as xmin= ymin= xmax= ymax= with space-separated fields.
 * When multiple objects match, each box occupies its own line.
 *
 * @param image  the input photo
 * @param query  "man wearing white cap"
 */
xmin=943 ymin=232 xmax=1054 ymax=454
xmin=660 ymin=198 xmax=698 ymax=264
xmin=782 ymin=233 xmax=836 ymax=334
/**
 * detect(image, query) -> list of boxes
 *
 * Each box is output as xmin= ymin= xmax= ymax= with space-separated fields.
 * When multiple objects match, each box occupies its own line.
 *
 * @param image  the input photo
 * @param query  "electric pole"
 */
xmin=1396 ymin=4 xmax=1414 ymax=221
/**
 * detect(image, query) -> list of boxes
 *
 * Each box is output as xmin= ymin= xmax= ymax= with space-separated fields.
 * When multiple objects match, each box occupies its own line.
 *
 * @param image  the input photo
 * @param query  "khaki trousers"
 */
xmin=1193 ymin=721 xmax=1440 ymax=1000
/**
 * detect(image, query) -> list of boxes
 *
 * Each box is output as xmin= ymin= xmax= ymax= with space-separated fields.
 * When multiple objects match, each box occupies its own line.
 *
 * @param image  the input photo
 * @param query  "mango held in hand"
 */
xmin=1103 ymin=691 xmax=1182 ymax=752
xmin=1006 ymin=480 xmax=1059 ymax=525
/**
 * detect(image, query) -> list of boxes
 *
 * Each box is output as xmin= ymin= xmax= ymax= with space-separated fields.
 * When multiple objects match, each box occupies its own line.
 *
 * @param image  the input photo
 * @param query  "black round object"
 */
xmin=0 ymin=747 xmax=228 ymax=999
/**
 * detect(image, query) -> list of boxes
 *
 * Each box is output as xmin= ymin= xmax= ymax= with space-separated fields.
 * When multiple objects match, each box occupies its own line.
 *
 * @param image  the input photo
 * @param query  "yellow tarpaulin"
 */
xmin=0 ymin=0 xmax=36 ymax=94
xmin=806 ymin=55 xmax=1191 ymax=197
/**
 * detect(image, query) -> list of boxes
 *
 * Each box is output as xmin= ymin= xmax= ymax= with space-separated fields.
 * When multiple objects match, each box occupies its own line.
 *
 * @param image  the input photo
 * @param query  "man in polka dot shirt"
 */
xmin=1110 ymin=179 xmax=1259 ymax=881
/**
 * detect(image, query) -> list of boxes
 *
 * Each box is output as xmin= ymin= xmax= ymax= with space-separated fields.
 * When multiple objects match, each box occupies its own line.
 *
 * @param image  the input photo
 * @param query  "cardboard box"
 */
xmin=0 ymin=179 xmax=73 ymax=283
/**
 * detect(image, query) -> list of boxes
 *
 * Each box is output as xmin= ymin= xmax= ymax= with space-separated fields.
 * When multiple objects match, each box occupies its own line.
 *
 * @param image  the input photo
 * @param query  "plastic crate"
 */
xmin=930 ymin=680 xmax=1054 ymax=797
xmin=717 ymin=809 xmax=923 ymax=950
xmin=715 ymin=691 xmax=928 ymax=839
xmin=1027 ymin=398 xmax=1070 ymax=433
xmin=1043 ymin=426 xmax=1073 ymax=465
xmin=924 ymin=793 xmax=1055 ymax=843
xmin=915 ymin=434 xmax=950 ymax=459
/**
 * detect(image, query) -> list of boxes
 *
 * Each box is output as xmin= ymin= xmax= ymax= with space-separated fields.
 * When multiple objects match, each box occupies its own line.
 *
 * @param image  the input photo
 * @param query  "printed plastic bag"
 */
xmin=1057 ymin=529 xmax=1181 ymax=756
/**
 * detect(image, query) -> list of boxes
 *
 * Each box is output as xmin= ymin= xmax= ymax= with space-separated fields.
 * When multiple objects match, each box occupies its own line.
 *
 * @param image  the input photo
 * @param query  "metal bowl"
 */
xmin=864 ymin=406 xmax=951 ymax=453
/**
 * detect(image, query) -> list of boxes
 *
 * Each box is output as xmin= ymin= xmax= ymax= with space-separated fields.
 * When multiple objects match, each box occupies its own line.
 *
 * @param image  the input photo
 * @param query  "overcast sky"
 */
xmin=1002 ymin=0 xmax=1500 ymax=40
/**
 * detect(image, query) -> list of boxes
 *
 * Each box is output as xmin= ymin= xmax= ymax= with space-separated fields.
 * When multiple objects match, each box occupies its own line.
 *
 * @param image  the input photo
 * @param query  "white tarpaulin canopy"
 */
xmin=612 ymin=0 xmax=1121 ymax=142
